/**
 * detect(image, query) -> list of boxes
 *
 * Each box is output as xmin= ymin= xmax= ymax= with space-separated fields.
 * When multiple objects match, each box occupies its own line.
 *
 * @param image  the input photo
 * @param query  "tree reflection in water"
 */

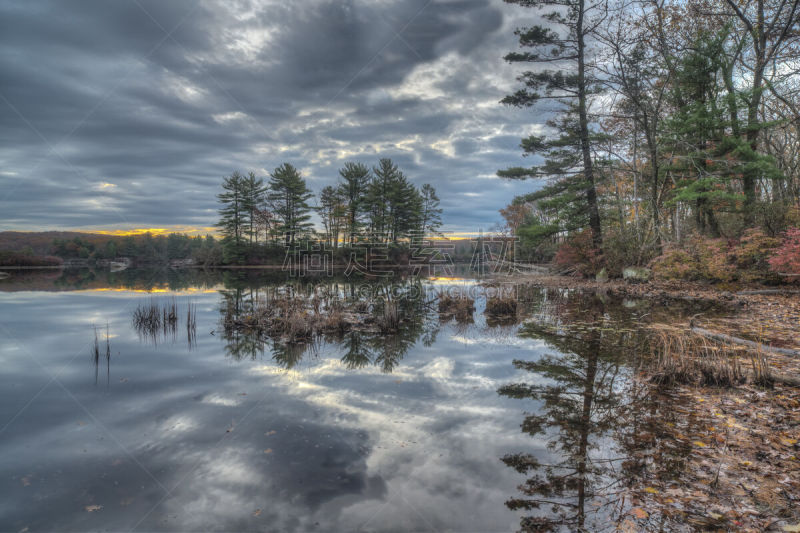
xmin=218 ymin=277 xmax=439 ymax=373
xmin=498 ymin=288 xmax=653 ymax=532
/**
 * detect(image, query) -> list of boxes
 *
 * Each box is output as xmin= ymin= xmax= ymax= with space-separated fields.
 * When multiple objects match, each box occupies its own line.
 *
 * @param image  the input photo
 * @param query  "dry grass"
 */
xmin=222 ymin=293 xmax=364 ymax=342
xmin=133 ymin=298 xmax=192 ymax=344
xmin=376 ymin=301 xmax=400 ymax=333
xmin=648 ymin=326 xmax=773 ymax=388
xmin=437 ymin=291 xmax=475 ymax=323
xmin=484 ymin=296 xmax=517 ymax=317
xmin=322 ymin=310 xmax=350 ymax=335
xmin=133 ymin=299 xmax=161 ymax=332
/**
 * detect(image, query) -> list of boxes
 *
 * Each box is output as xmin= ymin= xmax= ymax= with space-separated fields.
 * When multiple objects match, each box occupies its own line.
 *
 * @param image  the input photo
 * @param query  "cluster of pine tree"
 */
xmin=498 ymin=0 xmax=800 ymax=278
xmin=217 ymin=158 xmax=443 ymax=264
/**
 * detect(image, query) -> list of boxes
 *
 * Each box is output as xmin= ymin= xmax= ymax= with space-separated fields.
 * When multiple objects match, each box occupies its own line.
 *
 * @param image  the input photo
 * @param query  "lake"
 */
xmin=0 ymin=268 xmax=714 ymax=532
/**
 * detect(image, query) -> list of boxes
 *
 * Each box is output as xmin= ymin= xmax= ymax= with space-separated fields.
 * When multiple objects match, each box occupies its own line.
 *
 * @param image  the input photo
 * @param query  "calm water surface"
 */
xmin=0 ymin=269 xmax=712 ymax=532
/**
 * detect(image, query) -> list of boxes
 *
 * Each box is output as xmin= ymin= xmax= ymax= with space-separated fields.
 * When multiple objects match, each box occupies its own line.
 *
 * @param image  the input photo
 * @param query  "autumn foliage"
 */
xmin=553 ymin=230 xmax=603 ymax=277
xmin=768 ymin=228 xmax=800 ymax=275
xmin=651 ymin=230 xmax=782 ymax=283
xmin=0 ymin=251 xmax=63 ymax=267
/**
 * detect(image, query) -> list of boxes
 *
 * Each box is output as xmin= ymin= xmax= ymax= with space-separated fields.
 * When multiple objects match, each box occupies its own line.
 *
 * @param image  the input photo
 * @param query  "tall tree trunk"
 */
xmin=577 ymin=0 xmax=603 ymax=252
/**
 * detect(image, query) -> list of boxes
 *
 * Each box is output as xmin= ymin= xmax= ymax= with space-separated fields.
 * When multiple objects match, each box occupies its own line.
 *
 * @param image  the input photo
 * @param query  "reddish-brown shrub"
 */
xmin=651 ymin=231 xmax=781 ymax=283
xmin=769 ymin=227 xmax=800 ymax=275
xmin=733 ymin=229 xmax=781 ymax=282
xmin=650 ymin=248 xmax=701 ymax=281
xmin=0 ymin=252 xmax=63 ymax=267
xmin=553 ymin=230 xmax=602 ymax=277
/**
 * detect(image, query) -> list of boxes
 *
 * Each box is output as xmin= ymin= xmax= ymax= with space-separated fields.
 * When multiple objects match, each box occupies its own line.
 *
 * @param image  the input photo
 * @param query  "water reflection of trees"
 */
xmin=498 ymin=289 xmax=650 ymax=532
xmin=498 ymin=287 xmax=733 ymax=531
xmin=218 ymin=277 xmax=439 ymax=373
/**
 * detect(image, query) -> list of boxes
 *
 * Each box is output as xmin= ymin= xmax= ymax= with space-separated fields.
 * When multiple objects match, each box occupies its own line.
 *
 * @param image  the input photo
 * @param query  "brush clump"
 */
xmin=648 ymin=326 xmax=773 ymax=388
xmin=437 ymin=291 xmax=475 ymax=323
xmin=222 ymin=292 xmax=411 ymax=344
xmin=484 ymin=296 xmax=517 ymax=317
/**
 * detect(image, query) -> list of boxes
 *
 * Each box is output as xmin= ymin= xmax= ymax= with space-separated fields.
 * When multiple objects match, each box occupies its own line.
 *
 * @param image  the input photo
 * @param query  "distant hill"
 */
xmin=0 ymin=231 xmax=116 ymax=255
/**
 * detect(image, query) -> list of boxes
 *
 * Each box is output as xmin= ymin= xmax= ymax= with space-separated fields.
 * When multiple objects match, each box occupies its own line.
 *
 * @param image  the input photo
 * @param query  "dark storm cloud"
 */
xmin=0 ymin=0 xmax=540 ymax=232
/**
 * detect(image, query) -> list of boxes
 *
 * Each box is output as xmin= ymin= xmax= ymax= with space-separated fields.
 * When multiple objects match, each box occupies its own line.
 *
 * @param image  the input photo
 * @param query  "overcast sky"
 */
xmin=0 ymin=0 xmax=541 ymax=235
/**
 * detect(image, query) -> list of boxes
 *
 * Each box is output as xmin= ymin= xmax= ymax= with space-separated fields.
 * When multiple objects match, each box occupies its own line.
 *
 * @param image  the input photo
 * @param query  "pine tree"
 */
xmin=368 ymin=159 xmax=423 ymax=243
xmin=241 ymin=171 xmax=267 ymax=245
xmin=664 ymin=29 xmax=782 ymax=236
xmin=267 ymin=163 xmax=313 ymax=247
xmin=389 ymin=176 xmax=423 ymax=243
xmin=366 ymin=158 xmax=398 ymax=241
xmin=420 ymin=183 xmax=443 ymax=236
xmin=499 ymin=0 xmax=606 ymax=253
xmin=217 ymin=171 xmax=248 ymax=263
xmin=338 ymin=162 xmax=371 ymax=246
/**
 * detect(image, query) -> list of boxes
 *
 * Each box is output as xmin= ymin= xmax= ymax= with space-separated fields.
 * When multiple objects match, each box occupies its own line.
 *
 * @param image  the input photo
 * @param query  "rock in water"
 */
xmin=595 ymin=267 xmax=609 ymax=283
xmin=623 ymin=266 xmax=651 ymax=283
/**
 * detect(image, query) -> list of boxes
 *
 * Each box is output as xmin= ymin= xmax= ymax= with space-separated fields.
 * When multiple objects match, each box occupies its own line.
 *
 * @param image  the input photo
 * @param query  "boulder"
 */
xmin=595 ymin=267 xmax=609 ymax=283
xmin=623 ymin=266 xmax=651 ymax=283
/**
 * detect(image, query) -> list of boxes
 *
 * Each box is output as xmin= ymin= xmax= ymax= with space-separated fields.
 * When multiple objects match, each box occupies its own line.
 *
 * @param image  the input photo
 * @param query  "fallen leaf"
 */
xmin=85 ymin=505 xmax=102 ymax=512
xmin=644 ymin=487 xmax=658 ymax=494
xmin=253 ymin=509 xmax=262 ymax=517
xmin=263 ymin=448 xmax=272 ymax=454
xmin=630 ymin=507 xmax=648 ymax=519
xmin=693 ymin=441 xmax=707 ymax=447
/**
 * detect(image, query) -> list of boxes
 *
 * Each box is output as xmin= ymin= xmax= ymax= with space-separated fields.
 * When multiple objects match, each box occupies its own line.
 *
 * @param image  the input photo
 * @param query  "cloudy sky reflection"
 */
xmin=0 ymin=282 xmax=555 ymax=531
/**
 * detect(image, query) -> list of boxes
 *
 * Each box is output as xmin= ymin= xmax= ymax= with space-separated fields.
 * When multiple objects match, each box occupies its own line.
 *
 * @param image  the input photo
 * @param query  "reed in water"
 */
xmin=648 ymin=326 xmax=773 ymax=388
xmin=132 ymin=298 xmax=194 ymax=346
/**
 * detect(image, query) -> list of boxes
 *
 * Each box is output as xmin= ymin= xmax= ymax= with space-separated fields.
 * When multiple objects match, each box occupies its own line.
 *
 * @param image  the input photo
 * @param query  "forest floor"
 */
xmin=488 ymin=272 xmax=800 ymax=531
xmin=621 ymin=383 xmax=800 ymax=532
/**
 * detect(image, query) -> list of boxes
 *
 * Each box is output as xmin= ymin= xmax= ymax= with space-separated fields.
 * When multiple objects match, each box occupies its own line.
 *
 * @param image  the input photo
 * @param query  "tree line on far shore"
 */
xmin=216 ymin=158 xmax=443 ymax=264
xmin=1 ymin=158 xmax=444 ymax=268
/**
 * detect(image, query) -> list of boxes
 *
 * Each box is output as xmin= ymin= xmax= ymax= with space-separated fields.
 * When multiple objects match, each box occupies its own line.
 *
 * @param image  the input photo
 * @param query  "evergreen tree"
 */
xmin=388 ymin=175 xmax=423 ymax=242
xmin=338 ymin=162 xmax=371 ymax=245
xmin=499 ymin=0 xmax=606 ymax=253
xmin=242 ymin=171 xmax=267 ymax=245
xmin=419 ymin=183 xmax=443 ymax=236
xmin=217 ymin=171 xmax=248 ymax=263
xmin=267 ymin=163 xmax=313 ymax=247
xmin=366 ymin=158 xmax=398 ymax=240
xmin=365 ymin=158 xmax=424 ymax=243
xmin=722 ymin=0 xmax=800 ymax=223
xmin=664 ymin=30 xmax=782 ymax=236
